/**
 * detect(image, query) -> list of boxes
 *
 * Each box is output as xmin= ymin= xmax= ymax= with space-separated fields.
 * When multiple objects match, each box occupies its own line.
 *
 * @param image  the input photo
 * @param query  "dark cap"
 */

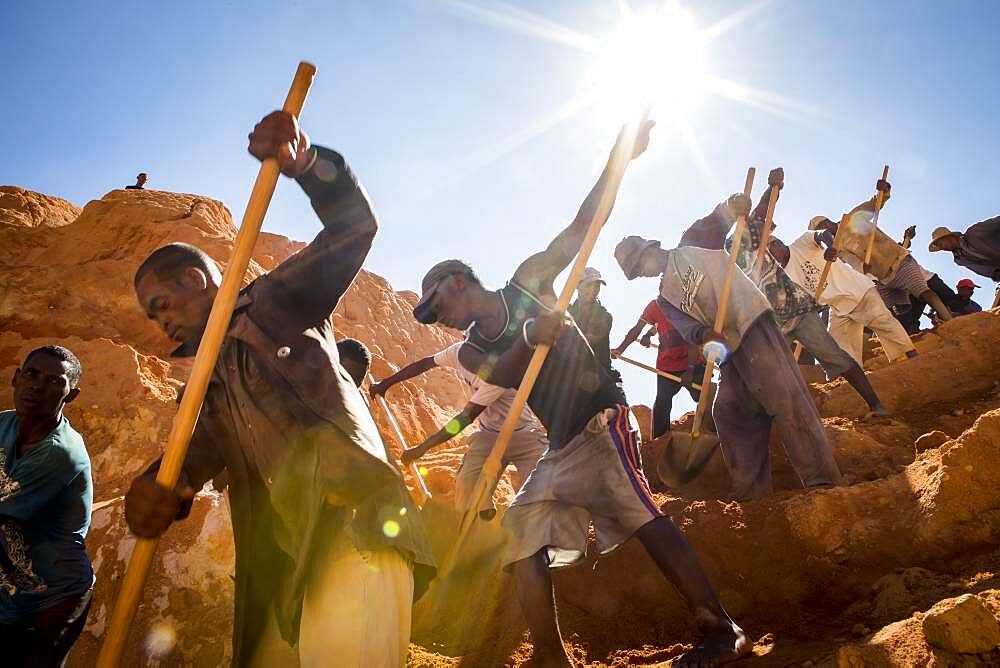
xmin=413 ymin=259 xmax=478 ymax=324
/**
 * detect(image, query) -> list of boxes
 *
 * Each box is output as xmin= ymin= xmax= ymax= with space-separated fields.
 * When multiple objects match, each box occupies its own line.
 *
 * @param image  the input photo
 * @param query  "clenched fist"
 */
xmin=248 ymin=110 xmax=313 ymax=178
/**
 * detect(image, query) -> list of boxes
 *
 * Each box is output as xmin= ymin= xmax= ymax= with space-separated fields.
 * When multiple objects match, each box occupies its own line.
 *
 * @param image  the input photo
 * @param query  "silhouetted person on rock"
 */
xmin=0 ymin=346 xmax=94 ymax=667
xmin=123 ymin=111 xmax=434 ymax=666
xmin=125 ymin=173 xmax=147 ymax=190
xmin=412 ymin=119 xmax=748 ymax=668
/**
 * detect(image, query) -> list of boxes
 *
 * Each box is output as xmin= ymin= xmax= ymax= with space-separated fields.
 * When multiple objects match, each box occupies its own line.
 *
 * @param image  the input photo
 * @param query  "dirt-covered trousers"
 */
xmin=712 ymin=314 xmax=842 ymax=501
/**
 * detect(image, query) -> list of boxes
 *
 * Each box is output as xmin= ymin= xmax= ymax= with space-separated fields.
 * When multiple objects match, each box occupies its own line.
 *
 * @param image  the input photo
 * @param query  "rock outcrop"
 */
xmin=3 ymin=185 xmax=1000 ymax=666
xmin=0 ymin=186 xmax=467 ymax=665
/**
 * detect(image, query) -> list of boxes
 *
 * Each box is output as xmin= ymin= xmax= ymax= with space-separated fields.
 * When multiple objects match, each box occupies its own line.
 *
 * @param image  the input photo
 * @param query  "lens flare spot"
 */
xmin=418 ymin=465 xmax=429 ymax=477
xmin=144 ymin=622 xmax=177 ymax=659
xmin=445 ymin=418 xmax=462 ymax=435
xmin=399 ymin=506 xmax=408 ymax=516
xmin=382 ymin=519 xmax=401 ymax=538
xmin=702 ymin=340 xmax=729 ymax=364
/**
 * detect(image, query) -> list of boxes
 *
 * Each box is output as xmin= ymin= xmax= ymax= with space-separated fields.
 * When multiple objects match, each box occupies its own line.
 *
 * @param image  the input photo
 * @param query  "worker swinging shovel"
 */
xmin=656 ymin=168 xmax=755 ymax=487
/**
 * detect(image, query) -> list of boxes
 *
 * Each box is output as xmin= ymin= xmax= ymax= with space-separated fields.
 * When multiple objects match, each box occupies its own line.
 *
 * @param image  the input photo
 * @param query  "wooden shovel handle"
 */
xmin=691 ymin=167 xmax=755 ymax=437
xmin=97 ymin=62 xmax=316 ymax=668
xmin=615 ymin=353 xmax=702 ymax=391
xmin=863 ymin=165 xmax=891 ymax=265
xmin=371 ymin=382 xmax=433 ymax=504
xmin=751 ymin=182 xmax=781 ymax=278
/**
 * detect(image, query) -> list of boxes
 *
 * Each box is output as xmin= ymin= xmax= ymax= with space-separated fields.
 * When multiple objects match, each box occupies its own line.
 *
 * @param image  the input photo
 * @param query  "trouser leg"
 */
xmin=299 ymin=537 xmax=414 ymax=668
xmin=653 ymin=374 xmax=683 ymax=438
xmin=712 ymin=360 xmax=774 ymax=501
xmin=454 ymin=431 xmax=502 ymax=514
xmin=863 ymin=292 xmax=917 ymax=360
xmin=828 ymin=310 xmax=865 ymax=366
xmin=737 ymin=318 xmax=842 ymax=489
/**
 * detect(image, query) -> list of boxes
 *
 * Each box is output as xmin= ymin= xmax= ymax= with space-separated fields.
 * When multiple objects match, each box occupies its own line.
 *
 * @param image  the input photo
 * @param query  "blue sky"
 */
xmin=3 ymin=1 xmax=998 ymax=411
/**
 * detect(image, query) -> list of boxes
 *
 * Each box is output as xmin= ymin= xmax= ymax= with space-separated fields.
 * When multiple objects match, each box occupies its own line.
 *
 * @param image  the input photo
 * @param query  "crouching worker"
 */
xmin=614 ymin=223 xmax=842 ymax=502
xmin=372 ymin=337 xmax=547 ymax=520
xmin=124 ymin=110 xmax=434 ymax=667
xmin=0 ymin=346 xmax=93 ymax=667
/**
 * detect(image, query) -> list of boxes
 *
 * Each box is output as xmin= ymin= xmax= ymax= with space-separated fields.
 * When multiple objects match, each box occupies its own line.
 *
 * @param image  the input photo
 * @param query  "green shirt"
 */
xmin=0 ymin=411 xmax=93 ymax=622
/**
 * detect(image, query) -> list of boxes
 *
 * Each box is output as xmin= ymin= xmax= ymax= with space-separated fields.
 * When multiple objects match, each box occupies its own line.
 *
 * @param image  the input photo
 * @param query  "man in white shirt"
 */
xmin=371 ymin=342 xmax=547 ymax=520
xmin=769 ymin=232 xmax=916 ymax=365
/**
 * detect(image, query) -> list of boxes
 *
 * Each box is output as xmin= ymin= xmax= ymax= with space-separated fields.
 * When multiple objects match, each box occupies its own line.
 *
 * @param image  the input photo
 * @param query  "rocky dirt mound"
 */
xmin=3 ymin=185 xmax=1000 ymax=666
xmin=0 ymin=186 xmax=473 ymax=665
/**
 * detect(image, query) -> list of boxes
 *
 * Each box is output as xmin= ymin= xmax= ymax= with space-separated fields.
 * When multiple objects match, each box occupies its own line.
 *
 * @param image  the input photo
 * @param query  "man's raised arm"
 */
xmin=512 ymin=121 xmax=654 ymax=297
xmin=247 ymin=111 xmax=379 ymax=330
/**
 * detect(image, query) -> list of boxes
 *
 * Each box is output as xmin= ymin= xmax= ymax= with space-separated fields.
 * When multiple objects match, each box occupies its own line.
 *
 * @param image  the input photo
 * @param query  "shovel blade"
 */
xmin=657 ymin=431 xmax=721 ymax=487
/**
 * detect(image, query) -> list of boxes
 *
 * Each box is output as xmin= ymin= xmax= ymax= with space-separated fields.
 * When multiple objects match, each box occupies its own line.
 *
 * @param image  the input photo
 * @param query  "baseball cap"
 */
xmin=956 ymin=278 xmax=981 ymax=290
xmin=579 ymin=267 xmax=606 ymax=287
xmin=413 ymin=259 xmax=478 ymax=324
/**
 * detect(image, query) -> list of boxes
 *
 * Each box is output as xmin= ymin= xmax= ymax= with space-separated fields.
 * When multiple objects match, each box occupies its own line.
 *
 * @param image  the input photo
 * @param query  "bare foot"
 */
xmin=671 ymin=623 xmax=749 ymax=666
xmin=864 ymin=405 xmax=892 ymax=419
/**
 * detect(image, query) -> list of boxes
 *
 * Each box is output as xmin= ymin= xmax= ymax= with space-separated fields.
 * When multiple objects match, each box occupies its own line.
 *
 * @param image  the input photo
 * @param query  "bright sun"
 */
xmin=592 ymin=4 xmax=707 ymax=125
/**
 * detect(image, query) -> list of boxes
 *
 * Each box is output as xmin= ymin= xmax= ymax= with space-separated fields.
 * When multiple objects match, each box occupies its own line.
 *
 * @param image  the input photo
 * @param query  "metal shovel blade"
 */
xmin=657 ymin=430 xmax=721 ymax=487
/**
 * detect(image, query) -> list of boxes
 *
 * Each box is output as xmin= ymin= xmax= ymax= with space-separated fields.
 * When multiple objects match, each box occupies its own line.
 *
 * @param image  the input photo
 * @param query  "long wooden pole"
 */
xmin=863 ymin=165 xmax=891 ymax=265
xmin=615 ymin=353 xmax=703 ymax=391
xmin=689 ymin=168 xmax=755 ymax=439
xmin=368 ymin=374 xmax=433 ymax=504
xmin=435 ymin=114 xmax=650 ymax=578
xmin=751 ymin=180 xmax=781 ymax=279
xmin=97 ymin=62 xmax=316 ymax=668
xmin=793 ymin=212 xmax=849 ymax=362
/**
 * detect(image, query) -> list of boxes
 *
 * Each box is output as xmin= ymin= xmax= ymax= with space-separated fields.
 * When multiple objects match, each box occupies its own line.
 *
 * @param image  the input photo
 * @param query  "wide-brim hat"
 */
xmin=614 ymin=236 xmax=661 ymax=280
xmin=413 ymin=259 xmax=477 ymax=324
xmin=928 ymin=226 xmax=961 ymax=252
xmin=808 ymin=215 xmax=831 ymax=231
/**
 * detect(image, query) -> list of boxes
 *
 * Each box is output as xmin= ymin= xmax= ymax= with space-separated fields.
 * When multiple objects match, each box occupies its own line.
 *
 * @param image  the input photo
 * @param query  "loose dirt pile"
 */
xmin=2 ymin=186 xmax=999 ymax=666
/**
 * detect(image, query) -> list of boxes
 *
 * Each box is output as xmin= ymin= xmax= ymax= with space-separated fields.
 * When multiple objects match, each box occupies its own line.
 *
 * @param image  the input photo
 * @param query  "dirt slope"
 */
xmin=2 ymin=185 xmax=999 ymax=666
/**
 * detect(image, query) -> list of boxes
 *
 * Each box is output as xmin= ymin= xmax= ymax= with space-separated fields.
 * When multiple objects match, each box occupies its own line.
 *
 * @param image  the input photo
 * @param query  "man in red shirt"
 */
xmin=613 ymin=299 xmax=705 ymax=438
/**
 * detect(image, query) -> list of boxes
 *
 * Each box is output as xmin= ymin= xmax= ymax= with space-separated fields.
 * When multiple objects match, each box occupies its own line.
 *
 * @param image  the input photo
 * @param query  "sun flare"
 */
xmin=591 ymin=4 xmax=708 ymax=125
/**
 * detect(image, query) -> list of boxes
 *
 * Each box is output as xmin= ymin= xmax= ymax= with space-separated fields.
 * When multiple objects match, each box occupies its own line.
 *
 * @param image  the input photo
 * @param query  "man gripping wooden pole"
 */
xmin=751 ymin=179 xmax=781 ymax=278
xmin=863 ymin=165 xmax=891 ymax=266
xmin=97 ymin=62 xmax=316 ymax=668
xmin=436 ymin=111 xmax=651 ymax=578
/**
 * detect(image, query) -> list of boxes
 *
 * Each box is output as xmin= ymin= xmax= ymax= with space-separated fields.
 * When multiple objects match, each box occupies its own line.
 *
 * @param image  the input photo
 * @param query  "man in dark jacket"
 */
xmin=929 ymin=218 xmax=1000 ymax=283
xmin=123 ymin=110 xmax=434 ymax=666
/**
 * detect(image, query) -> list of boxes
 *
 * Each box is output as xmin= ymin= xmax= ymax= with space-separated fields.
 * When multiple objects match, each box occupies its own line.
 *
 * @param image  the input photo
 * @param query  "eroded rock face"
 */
xmin=0 ymin=186 xmax=80 ymax=230
xmin=0 ymin=186 xmax=469 ymax=665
